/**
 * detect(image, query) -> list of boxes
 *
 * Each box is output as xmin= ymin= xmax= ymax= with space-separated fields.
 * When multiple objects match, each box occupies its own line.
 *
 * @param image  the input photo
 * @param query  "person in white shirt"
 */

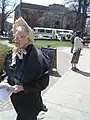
xmin=71 ymin=31 xmax=83 ymax=71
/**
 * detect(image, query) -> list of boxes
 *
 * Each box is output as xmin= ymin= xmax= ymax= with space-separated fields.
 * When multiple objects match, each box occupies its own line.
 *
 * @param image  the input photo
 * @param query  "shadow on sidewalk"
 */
xmin=50 ymin=71 xmax=61 ymax=77
xmin=75 ymin=69 xmax=90 ymax=77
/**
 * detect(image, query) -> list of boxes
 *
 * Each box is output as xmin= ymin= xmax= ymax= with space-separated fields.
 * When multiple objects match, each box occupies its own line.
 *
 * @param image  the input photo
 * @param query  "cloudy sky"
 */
xmin=22 ymin=0 xmax=65 ymax=6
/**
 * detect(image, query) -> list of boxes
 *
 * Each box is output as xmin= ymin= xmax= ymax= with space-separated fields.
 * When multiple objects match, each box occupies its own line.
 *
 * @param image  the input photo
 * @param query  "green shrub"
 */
xmin=0 ymin=45 xmax=12 ymax=72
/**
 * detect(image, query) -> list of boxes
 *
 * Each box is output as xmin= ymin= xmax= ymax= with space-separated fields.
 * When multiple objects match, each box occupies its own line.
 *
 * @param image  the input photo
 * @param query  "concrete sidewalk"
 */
xmin=42 ymin=48 xmax=90 ymax=120
xmin=1 ymin=47 xmax=90 ymax=120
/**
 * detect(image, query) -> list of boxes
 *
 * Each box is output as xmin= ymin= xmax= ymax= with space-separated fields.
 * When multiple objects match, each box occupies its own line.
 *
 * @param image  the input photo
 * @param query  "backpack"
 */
xmin=36 ymin=47 xmax=56 ymax=90
xmin=36 ymin=48 xmax=50 ymax=90
xmin=40 ymin=47 xmax=55 ymax=72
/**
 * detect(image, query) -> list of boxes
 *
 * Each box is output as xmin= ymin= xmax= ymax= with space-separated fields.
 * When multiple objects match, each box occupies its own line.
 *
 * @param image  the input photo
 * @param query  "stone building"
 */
xmin=14 ymin=3 xmax=75 ymax=29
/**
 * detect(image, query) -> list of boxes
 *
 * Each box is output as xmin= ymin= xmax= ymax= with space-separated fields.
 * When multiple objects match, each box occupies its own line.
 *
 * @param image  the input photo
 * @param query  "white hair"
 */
xmin=13 ymin=17 xmax=34 ymax=42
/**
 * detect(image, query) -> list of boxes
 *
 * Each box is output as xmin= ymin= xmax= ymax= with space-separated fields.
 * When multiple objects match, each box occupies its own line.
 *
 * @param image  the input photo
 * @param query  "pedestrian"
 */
xmin=0 ymin=17 xmax=49 ymax=120
xmin=71 ymin=31 xmax=83 ymax=71
xmin=70 ymin=32 xmax=76 ymax=53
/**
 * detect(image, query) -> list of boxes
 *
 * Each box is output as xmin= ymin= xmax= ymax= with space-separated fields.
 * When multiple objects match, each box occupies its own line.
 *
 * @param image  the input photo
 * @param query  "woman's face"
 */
xmin=15 ymin=29 xmax=29 ymax=48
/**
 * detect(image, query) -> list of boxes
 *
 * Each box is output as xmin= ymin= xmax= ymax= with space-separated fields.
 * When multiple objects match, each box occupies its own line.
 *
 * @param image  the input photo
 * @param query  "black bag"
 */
xmin=37 ymin=71 xmax=49 ymax=91
xmin=41 ymin=47 xmax=55 ymax=72
xmin=37 ymin=49 xmax=49 ymax=90
xmin=70 ymin=35 xmax=74 ymax=44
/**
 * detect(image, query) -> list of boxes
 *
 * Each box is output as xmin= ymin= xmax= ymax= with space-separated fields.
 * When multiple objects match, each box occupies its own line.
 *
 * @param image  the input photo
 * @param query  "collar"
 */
xmin=10 ymin=48 xmax=27 ymax=66
xmin=16 ymin=49 xmax=27 ymax=59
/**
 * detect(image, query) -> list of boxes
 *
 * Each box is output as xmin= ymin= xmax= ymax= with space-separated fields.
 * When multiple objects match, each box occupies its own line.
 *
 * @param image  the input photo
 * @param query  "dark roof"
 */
xmin=15 ymin=2 xmax=48 ymax=11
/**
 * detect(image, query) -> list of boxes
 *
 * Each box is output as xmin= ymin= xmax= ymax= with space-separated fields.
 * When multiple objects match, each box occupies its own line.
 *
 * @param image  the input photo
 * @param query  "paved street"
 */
xmin=0 ymin=45 xmax=90 ymax=120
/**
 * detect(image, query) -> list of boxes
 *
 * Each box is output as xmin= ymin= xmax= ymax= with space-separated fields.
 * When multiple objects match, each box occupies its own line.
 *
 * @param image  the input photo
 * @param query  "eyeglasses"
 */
xmin=14 ymin=35 xmax=26 ymax=40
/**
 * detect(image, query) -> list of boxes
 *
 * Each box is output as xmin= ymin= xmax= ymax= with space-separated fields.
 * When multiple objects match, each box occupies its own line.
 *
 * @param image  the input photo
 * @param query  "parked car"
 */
xmin=83 ymin=35 xmax=90 ymax=45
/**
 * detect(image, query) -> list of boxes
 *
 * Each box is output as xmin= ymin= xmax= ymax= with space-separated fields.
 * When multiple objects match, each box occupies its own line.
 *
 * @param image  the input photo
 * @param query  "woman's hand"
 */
xmin=13 ymin=85 xmax=24 ymax=93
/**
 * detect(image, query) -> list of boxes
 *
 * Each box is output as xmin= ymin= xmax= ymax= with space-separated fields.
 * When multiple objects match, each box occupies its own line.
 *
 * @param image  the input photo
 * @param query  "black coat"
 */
xmin=0 ymin=44 xmax=49 ymax=116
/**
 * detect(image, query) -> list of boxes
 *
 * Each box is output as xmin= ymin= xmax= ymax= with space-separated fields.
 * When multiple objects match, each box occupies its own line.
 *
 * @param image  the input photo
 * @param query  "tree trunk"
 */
xmin=1 ymin=0 xmax=5 ymax=35
xmin=80 ymin=0 xmax=88 ymax=37
xmin=1 ymin=11 xmax=5 ymax=35
xmin=74 ymin=0 xmax=82 ymax=31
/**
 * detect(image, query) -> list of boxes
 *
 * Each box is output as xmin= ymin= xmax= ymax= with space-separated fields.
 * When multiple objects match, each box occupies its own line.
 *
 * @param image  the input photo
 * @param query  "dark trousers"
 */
xmin=11 ymin=94 xmax=38 ymax=120
xmin=16 ymin=115 xmax=37 ymax=120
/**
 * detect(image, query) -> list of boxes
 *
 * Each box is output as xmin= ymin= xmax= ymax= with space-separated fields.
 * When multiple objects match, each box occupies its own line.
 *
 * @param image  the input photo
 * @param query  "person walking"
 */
xmin=0 ymin=17 xmax=49 ymax=120
xmin=71 ymin=31 xmax=83 ymax=71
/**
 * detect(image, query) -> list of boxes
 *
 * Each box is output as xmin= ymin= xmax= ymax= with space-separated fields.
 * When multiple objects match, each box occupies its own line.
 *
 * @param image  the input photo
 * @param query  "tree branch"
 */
xmin=5 ymin=9 xmax=14 ymax=19
xmin=64 ymin=0 xmax=74 ymax=5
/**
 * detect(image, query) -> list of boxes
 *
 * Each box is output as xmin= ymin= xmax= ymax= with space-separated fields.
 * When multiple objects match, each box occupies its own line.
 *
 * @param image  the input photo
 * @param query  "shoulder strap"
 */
xmin=36 ymin=48 xmax=49 ymax=77
xmin=36 ymin=49 xmax=43 ymax=76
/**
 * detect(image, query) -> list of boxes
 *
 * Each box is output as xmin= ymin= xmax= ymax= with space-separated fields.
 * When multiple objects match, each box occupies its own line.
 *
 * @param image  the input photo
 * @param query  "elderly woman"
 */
xmin=0 ymin=17 xmax=49 ymax=120
xmin=71 ymin=31 xmax=83 ymax=71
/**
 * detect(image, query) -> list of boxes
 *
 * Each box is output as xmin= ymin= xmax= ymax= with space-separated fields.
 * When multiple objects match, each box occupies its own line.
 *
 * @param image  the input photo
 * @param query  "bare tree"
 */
xmin=0 ymin=0 xmax=17 ymax=35
xmin=81 ymin=0 xmax=90 ymax=36
xmin=64 ymin=0 xmax=90 ymax=35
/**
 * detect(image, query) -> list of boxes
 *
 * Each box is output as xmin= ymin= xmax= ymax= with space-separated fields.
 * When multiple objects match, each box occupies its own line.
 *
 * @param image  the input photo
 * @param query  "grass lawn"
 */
xmin=0 ymin=45 xmax=12 ymax=71
xmin=0 ymin=39 xmax=72 ymax=53
xmin=0 ymin=39 xmax=71 ymax=48
xmin=0 ymin=39 xmax=71 ymax=71
xmin=0 ymin=45 xmax=11 ymax=55
xmin=34 ymin=40 xmax=71 ymax=48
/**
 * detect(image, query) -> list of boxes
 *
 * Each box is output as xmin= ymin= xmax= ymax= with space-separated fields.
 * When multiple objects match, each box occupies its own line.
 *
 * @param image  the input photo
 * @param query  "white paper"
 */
xmin=0 ymin=82 xmax=13 ymax=101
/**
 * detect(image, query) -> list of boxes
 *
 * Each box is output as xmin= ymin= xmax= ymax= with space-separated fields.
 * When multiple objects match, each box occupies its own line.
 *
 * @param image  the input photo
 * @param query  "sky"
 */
xmin=7 ymin=0 xmax=65 ymax=23
xmin=22 ymin=0 xmax=65 ymax=6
